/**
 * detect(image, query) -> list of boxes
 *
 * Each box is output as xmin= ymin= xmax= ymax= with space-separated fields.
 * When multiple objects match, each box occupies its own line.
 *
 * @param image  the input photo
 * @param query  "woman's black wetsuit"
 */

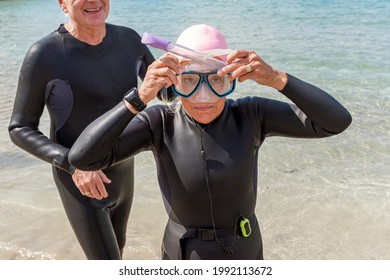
xmin=8 ymin=24 xmax=155 ymax=259
xmin=69 ymin=74 xmax=352 ymax=259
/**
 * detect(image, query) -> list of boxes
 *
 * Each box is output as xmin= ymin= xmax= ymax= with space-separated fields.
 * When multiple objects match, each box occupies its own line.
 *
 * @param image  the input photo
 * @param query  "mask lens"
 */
xmin=207 ymin=73 xmax=234 ymax=97
xmin=175 ymin=73 xmax=201 ymax=97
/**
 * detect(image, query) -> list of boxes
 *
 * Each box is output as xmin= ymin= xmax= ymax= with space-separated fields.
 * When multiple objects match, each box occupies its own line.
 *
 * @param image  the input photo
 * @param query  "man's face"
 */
xmin=58 ymin=0 xmax=109 ymax=28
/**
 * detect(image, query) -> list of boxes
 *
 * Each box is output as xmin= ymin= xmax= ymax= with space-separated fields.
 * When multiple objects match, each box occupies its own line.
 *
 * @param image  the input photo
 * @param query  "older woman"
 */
xmin=8 ymin=0 xmax=155 ymax=259
xmin=69 ymin=24 xmax=352 ymax=259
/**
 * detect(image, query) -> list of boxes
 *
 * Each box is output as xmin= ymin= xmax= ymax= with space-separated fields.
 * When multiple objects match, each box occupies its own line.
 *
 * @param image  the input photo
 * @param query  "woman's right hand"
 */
xmin=138 ymin=53 xmax=181 ymax=104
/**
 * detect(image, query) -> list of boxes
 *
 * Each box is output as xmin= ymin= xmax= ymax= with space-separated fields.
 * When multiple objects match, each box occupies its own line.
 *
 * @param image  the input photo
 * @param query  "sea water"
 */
xmin=0 ymin=0 xmax=389 ymax=260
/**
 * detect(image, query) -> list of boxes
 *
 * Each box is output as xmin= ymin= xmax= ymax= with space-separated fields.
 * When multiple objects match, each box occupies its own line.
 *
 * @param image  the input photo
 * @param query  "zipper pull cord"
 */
xmin=199 ymin=128 xmax=234 ymax=256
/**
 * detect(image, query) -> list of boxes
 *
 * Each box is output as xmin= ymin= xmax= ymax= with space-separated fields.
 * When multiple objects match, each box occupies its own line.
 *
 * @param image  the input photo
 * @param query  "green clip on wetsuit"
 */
xmin=69 ymin=75 xmax=352 ymax=259
xmin=8 ymin=24 xmax=155 ymax=259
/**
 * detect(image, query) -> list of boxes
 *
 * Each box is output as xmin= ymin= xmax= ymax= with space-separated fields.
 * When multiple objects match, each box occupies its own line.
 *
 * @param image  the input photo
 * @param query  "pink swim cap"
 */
xmin=176 ymin=24 xmax=228 ymax=52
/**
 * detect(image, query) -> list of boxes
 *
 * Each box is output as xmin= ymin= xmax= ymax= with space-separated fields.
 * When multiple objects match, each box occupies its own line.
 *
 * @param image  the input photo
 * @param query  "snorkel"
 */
xmin=142 ymin=24 xmax=231 ymax=70
xmin=141 ymin=33 xmax=227 ymax=69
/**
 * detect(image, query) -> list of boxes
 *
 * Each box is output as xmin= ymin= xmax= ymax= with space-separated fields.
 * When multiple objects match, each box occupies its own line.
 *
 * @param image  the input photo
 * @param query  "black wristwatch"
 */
xmin=123 ymin=87 xmax=146 ymax=112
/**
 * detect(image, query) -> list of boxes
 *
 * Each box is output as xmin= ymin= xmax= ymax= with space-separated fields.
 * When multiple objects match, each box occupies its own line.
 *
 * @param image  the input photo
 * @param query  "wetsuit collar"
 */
xmin=56 ymin=23 xmax=113 ymax=57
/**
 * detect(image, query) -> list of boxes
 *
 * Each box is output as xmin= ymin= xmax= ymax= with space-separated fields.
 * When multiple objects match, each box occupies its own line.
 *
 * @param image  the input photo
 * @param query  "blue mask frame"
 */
xmin=172 ymin=70 xmax=236 ymax=98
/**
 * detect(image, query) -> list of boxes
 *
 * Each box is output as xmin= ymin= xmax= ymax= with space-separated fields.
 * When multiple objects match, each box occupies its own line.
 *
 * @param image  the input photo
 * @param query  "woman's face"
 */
xmin=58 ymin=0 xmax=109 ymax=28
xmin=179 ymin=62 xmax=226 ymax=124
xmin=180 ymin=88 xmax=226 ymax=124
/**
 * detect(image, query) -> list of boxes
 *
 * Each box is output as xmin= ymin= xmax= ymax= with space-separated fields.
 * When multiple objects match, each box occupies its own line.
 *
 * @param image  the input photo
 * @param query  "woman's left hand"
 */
xmin=218 ymin=50 xmax=288 ymax=91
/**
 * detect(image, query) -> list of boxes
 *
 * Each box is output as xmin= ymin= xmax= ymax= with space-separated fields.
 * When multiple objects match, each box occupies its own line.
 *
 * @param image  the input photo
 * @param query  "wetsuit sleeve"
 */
xmin=8 ymin=42 xmax=75 ymax=174
xmin=138 ymin=43 xmax=154 ymax=81
xmin=69 ymin=102 xmax=153 ymax=171
xmin=261 ymin=74 xmax=352 ymax=138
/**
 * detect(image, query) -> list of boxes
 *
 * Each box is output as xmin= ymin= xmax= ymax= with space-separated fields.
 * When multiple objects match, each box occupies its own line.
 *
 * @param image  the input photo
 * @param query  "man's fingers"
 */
xmin=98 ymin=170 xmax=111 ymax=184
xmin=95 ymin=181 xmax=108 ymax=199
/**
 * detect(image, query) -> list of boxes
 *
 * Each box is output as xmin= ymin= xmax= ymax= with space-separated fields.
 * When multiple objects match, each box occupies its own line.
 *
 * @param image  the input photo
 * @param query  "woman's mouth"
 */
xmin=193 ymin=105 xmax=214 ymax=111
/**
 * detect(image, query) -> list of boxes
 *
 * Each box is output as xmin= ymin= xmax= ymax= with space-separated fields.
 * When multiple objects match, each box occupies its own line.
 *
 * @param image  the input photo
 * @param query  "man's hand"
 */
xmin=72 ymin=169 xmax=111 ymax=200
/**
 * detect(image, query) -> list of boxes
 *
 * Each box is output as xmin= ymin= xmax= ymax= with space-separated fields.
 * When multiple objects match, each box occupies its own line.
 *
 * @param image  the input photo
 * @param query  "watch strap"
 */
xmin=123 ymin=87 xmax=146 ymax=112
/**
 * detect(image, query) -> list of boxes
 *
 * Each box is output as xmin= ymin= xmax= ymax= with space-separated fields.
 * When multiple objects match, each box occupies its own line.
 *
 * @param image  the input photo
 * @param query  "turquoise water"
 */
xmin=0 ymin=0 xmax=389 ymax=259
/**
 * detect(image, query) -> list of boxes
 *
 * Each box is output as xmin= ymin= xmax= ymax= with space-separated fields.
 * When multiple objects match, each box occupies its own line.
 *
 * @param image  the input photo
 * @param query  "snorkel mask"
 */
xmin=142 ymin=24 xmax=235 ymax=100
xmin=172 ymin=69 xmax=236 ymax=99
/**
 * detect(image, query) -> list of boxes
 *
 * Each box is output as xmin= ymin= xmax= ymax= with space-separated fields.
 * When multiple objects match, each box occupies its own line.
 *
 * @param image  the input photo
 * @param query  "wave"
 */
xmin=0 ymin=242 xmax=57 ymax=260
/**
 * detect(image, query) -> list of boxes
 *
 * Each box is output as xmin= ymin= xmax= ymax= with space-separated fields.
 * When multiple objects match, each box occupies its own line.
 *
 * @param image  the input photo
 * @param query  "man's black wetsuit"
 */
xmin=8 ymin=24 xmax=155 ymax=259
xmin=69 ymin=74 xmax=352 ymax=259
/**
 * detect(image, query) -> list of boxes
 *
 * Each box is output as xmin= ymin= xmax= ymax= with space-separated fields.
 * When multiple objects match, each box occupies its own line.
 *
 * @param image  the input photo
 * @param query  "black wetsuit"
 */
xmin=69 ymin=74 xmax=352 ymax=259
xmin=8 ymin=23 xmax=155 ymax=259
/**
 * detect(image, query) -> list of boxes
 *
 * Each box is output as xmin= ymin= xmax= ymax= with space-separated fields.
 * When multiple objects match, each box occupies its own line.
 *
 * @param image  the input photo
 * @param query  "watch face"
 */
xmin=132 ymin=99 xmax=141 ymax=106
xmin=125 ymin=88 xmax=146 ymax=111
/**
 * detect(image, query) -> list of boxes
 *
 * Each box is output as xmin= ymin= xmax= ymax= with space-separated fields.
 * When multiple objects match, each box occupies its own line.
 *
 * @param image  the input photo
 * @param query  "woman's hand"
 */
xmin=138 ymin=53 xmax=181 ymax=104
xmin=218 ymin=50 xmax=288 ymax=91
xmin=72 ymin=169 xmax=111 ymax=200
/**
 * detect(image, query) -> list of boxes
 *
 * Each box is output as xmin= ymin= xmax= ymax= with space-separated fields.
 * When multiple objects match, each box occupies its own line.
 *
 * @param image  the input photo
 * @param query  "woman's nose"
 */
xmin=195 ymin=83 xmax=212 ymax=101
